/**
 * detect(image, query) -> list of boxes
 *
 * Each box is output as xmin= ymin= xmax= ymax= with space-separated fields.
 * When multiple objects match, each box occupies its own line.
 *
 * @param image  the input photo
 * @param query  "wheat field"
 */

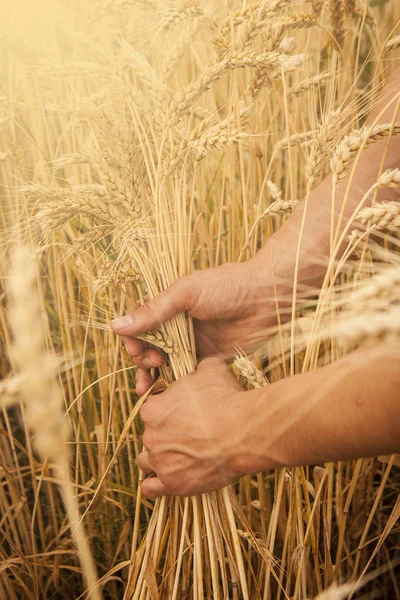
xmin=0 ymin=0 xmax=399 ymax=598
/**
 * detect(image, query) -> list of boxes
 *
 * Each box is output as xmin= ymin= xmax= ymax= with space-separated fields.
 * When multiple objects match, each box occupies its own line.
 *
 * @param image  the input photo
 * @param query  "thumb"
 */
xmin=111 ymin=277 xmax=195 ymax=336
xmin=141 ymin=475 xmax=169 ymax=498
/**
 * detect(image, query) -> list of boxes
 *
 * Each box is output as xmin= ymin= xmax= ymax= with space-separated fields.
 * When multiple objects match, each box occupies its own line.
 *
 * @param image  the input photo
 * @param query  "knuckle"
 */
xmin=160 ymin=476 xmax=180 ymax=495
xmin=140 ymin=402 xmax=151 ymax=423
xmin=173 ymin=276 xmax=200 ymax=311
xmin=140 ymin=396 xmax=158 ymax=423
xmin=138 ymin=301 xmax=157 ymax=324
xmin=137 ymin=452 xmax=146 ymax=469
xmin=141 ymin=429 xmax=153 ymax=449
xmin=143 ymin=300 xmax=156 ymax=315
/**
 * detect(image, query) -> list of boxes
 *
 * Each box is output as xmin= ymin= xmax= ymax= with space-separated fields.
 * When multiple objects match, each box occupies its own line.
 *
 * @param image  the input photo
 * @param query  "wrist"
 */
xmin=227 ymin=389 xmax=285 ymax=477
xmin=246 ymin=241 xmax=295 ymax=323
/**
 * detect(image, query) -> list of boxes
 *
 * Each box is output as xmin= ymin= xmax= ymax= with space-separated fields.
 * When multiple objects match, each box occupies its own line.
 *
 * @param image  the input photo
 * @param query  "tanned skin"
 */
xmin=111 ymin=69 xmax=400 ymax=498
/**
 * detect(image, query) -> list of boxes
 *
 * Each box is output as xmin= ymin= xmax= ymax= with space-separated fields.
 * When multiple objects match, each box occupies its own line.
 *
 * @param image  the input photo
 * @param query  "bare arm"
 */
xmin=138 ymin=345 xmax=400 ymax=497
xmin=241 ymin=345 xmax=400 ymax=474
xmin=112 ymin=69 xmax=400 ymax=394
xmin=251 ymin=67 xmax=400 ymax=298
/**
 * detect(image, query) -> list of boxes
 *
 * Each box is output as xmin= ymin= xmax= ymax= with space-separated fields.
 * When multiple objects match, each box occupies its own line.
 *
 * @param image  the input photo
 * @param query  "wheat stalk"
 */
xmin=327 ymin=0 xmax=346 ymax=48
xmin=8 ymin=246 xmax=101 ymax=600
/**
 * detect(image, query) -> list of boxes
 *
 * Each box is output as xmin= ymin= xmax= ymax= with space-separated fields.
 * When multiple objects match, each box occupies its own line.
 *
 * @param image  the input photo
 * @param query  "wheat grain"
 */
xmin=92 ymin=260 xmax=142 ymax=292
xmin=354 ymin=0 xmax=377 ymax=30
xmin=8 ymin=246 xmax=102 ymax=599
xmin=348 ymin=229 xmax=365 ymax=258
xmin=239 ymin=198 xmax=298 ymax=259
xmin=8 ymin=246 xmax=68 ymax=460
xmin=311 ymin=0 xmax=324 ymax=16
xmin=35 ymin=197 xmax=116 ymax=231
xmin=330 ymin=123 xmax=400 ymax=179
xmin=276 ymin=129 xmax=318 ymax=150
xmin=162 ymin=110 xmax=250 ymax=175
xmin=249 ymin=52 xmax=307 ymax=97
xmin=120 ymin=41 xmax=170 ymax=114
xmin=384 ymin=34 xmax=400 ymax=54
xmin=356 ymin=201 xmax=400 ymax=229
xmin=139 ymin=329 xmax=176 ymax=355
xmin=344 ymin=0 xmax=356 ymax=13
xmin=327 ymin=0 xmax=346 ymax=48
xmin=234 ymin=353 xmax=269 ymax=388
xmin=377 ymin=168 xmax=400 ymax=188
xmin=288 ymin=71 xmax=331 ymax=97
xmin=161 ymin=0 xmax=203 ymax=32
xmin=166 ymin=50 xmax=283 ymax=126
xmin=240 ymin=0 xmax=291 ymax=49
xmin=266 ymin=180 xmax=283 ymax=201
xmin=53 ymin=154 xmax=90 ymax=169
xmin=306 ymin=110 xmax=341 ymax=182
xmin=219 ymin=3 xmax=263 ymax=36
xmin=163 ymin=20 xmax=201 ymax=80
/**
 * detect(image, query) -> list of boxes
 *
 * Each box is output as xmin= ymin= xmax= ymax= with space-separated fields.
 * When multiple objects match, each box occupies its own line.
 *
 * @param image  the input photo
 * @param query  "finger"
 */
xmin=111 ymin=277 xmax=196 ymax=336
xmin=121 ymin=336 xmax=144 ymax=358
xmin=141 ymin=475 xmax=169 ymax=498
xmin=136 ymin=369 xmax=154 ymax=396
xmin=122 ymin=337 xmax=164 ymax=370
xmin=137 ymin=451 xmax=154 ymax=475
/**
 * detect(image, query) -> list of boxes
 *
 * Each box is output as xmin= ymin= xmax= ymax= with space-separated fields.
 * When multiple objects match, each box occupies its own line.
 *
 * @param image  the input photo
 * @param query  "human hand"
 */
xmin=137 ymin=357 xmax=266 ymax=497
xmin=111 ymin=259 xmax=279 ymax=395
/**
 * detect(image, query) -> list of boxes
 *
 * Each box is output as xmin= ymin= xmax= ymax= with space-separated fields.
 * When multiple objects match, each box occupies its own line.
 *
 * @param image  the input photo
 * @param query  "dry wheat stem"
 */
xmin=8 ymin=246 xmax=101 ymax=600
xmin=1 ymin=2 xmax=400 ymax=598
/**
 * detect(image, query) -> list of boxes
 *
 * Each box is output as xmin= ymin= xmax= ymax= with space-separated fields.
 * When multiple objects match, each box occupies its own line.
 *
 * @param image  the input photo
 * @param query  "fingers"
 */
xmin=141 ymin=475 xmax=169 ymax=498
xmin=137 ymin=451 xmax=154 ymax=474
xmin=121 ymin=336 xmax=163 ymax=395
xmin=135 ymin=369 xmax=154 ymax=396
xmin=111 ymin=278 xmax=194 ymax=337
xmin=122 ymin=336 xmax=164 ymax=370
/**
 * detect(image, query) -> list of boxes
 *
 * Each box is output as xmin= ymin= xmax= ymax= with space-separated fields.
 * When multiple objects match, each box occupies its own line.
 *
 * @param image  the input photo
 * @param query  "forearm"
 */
xmin=250 ymin=68 xmax=400 ymax=298
xmin=239 ymin=344 xmax=400 ymax=474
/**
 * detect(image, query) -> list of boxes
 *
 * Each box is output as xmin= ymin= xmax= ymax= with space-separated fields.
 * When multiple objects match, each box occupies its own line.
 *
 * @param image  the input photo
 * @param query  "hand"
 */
xmin=112 ymin=259 xmax=279 ymax=395
xmin=137 ymin=357 xmax=266 ymax=497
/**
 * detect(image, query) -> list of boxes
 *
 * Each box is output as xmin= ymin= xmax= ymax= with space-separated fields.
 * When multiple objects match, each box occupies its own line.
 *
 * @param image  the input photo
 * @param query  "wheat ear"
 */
xmin=234 ymin=353 xmax=269 ymax=388
xmin=356 ymin=201 xmax=400 ymax=230
xmin=8 ymin=246 xmax=101 ymax=600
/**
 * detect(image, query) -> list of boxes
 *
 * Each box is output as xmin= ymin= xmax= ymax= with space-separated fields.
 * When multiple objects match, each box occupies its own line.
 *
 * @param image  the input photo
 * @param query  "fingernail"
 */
xmin=143 ymin=358 xmax=153 ymax=368
xmin=111 ymin=315 xmax=134 ymax=330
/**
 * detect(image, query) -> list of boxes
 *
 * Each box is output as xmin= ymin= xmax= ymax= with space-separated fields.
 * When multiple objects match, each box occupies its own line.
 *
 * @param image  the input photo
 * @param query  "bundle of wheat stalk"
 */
xmin=0 ymin=0 xmax=399 ymax=598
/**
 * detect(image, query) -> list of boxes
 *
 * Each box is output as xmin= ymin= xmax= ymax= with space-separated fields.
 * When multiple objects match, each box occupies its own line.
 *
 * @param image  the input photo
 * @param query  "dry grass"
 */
xmin=0 ymin=0 xmax=399 ymax=599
